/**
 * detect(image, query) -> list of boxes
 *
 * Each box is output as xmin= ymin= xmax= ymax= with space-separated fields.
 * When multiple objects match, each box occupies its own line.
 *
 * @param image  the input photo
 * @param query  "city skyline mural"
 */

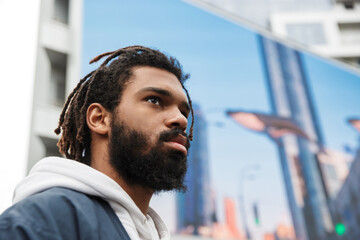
xmin=79 ymin=0 xmax=360 ymax=239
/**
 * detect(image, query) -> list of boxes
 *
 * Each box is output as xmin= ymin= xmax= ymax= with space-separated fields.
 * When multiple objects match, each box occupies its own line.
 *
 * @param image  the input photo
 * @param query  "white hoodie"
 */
xmin=13 ymin=157 xmax=170 ymax=240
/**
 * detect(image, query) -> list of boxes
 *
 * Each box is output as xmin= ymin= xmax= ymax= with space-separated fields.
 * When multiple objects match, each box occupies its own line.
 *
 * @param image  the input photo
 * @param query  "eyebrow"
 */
xmin=139 ymin=87 xmax=190 ymax=113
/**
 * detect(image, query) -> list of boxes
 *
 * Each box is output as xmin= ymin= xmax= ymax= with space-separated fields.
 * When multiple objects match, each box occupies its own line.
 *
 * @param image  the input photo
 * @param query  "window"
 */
xmin=40 ymin=136 xmax=62 ymax=158
xmin=53 ymin=0 xmax=69 ymax=24
xmin=46 ymin=49 xmax=67 ymax=107
xmin=338 ymin=22 xmax=360 ymax=44
xmin=339 ymin=57 xmax=360 ymax=67
xmin=343 ymin=2 xmax=354 ymax=9
xmin=286 ymin=23 xmax=327 ymax=45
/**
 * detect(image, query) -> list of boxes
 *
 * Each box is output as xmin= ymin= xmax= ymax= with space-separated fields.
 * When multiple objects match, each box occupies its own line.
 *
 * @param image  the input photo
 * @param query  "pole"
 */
xmin=239 ymin=165 xmax=258 ymax=239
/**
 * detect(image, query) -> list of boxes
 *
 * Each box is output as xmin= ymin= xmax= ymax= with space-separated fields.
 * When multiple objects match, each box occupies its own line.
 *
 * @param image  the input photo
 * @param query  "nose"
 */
xmin=165 ymin=109 xmax=188 ymax=132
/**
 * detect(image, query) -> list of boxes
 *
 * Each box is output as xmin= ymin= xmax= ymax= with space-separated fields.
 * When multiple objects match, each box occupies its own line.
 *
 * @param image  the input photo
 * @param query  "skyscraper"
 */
xmin=258 ymin=35 xmax=334 ymax=240
xmin=177 ymin=104 xmax=213 ymax=235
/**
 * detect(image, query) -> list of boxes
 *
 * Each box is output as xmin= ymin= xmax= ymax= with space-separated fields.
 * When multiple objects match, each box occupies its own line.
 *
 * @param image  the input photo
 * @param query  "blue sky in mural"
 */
xmin=83 ymin=0 xmax=360 ymax=234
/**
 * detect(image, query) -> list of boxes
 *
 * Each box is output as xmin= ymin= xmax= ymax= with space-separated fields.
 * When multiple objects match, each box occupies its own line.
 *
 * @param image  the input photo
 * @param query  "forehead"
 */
xmin=124 ymin=66 xmax=187 ymax=100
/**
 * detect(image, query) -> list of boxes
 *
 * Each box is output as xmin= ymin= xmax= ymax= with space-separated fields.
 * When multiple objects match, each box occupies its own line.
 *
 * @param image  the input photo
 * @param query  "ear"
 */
xmin=86 ymin=103 xmax=111 ymax=135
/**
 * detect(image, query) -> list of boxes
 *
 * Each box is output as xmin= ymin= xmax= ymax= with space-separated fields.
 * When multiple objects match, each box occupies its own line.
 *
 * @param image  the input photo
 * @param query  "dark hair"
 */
xmin=54 ymin=45 xmax=194 ymax=165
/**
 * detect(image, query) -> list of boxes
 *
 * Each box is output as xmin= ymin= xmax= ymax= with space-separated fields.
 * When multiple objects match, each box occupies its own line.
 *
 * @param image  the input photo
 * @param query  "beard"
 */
xmin=108 ymin=120 xmax=190 ymax=193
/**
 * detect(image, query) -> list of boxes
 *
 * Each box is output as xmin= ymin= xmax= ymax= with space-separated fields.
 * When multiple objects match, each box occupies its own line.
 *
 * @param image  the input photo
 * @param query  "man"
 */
xmin=0 ymin=46 xmax=194 ymax=239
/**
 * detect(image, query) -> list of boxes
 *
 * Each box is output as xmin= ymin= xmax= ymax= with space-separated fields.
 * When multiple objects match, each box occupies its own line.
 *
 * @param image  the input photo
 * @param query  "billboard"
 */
xmin=83 ymin=1 xmax=360 ymax=239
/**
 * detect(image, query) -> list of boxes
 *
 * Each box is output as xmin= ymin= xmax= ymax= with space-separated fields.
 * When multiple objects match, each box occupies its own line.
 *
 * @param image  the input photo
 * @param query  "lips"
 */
xmin=165 ymin=134 xmax=188 ymax=155
xmin=171 ymin=134 xmax=187 ymax=147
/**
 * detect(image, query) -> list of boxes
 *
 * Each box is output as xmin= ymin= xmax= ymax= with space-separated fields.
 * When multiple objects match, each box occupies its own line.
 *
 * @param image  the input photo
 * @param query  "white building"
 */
xmin=27 ymin=0 xmax=83 ymax=171
xmin=0 ymin=0 xmax=83 ymax=213
xmin=270 ymin=0 xmax=360 ymax=68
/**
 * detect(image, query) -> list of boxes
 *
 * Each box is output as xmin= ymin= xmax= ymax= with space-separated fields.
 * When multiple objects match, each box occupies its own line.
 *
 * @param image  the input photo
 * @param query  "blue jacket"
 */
xmin=0 ymin=187 xmax=131 ymax=240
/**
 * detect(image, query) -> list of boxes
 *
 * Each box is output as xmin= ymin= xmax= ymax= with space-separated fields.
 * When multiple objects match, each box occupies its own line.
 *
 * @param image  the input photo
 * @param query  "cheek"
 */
xmin=123 ymin=116 xmax=161 ymax=142
xmin=129 ymin=118 xmax=158 ymax=135
xmin=117 ymin=104 xmax=165 ymax=142
xmin=128 ymin=113 xmax=163 ymax=132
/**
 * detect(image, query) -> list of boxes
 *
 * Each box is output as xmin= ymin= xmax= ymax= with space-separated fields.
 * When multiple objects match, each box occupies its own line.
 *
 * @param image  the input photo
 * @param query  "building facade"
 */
xmin=0 ymin=0 xmax=82 ymax=213
xmin=27 ymin=0 xmax=83 ymax=171
xmin=270 ymin=0 xmax=360 ymax=68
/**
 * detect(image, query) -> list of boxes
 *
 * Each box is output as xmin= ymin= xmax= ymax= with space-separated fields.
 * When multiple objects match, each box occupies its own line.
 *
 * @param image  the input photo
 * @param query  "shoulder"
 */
xmin=4 ymin=187 xmax=99 ymax=220
xmin=0 ymin=187 xmax=105 ymax=240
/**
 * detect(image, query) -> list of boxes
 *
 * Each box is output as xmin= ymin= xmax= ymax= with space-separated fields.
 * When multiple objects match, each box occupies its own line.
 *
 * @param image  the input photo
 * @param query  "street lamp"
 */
xmin=348 ymin=118 xmax=360 ymax=134
xmin=226 ymin=110 xmax=309 ymax=141
xmin=226 ymin=110 xmax=311 ymax=240
xmin=239 ymin=164 xmax=259 ymax=240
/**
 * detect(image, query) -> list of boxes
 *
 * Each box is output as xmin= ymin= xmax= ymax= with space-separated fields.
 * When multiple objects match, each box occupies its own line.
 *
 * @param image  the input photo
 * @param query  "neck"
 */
xmin=90 ymin=154 xmax=153 ymax=215
xmin=90 ymin=136 xmax=153 ymax=215
xmin=111 ymin=172 xmax=154 ymax=215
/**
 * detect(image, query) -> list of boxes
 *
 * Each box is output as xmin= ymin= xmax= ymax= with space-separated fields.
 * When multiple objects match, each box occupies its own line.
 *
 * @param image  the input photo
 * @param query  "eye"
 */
xmin=181 ymin=110 xmax=190 ymax=119
xmin=146 ymin=96 xmax=161 ymax=105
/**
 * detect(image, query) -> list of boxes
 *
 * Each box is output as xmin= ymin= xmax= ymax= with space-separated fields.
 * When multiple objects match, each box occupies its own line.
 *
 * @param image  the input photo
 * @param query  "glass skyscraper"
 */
xmin=176 ymin=104 xmax=213 ymax=235
xmin=258 ymin=35 xmax=334 ymax=240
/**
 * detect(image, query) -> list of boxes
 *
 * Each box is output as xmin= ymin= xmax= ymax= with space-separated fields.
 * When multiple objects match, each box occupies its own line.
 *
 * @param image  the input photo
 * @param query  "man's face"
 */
xmin=108 ymin=66 xmax=191 ymax=192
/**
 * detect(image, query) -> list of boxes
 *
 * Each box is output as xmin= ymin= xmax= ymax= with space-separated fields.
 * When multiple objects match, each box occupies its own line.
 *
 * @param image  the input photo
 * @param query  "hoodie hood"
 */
xmin=13 ymin=157 xmax=169 ymax=240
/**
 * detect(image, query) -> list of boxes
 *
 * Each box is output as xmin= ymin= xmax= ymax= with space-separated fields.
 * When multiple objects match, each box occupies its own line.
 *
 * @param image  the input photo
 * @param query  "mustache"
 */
xmin=158 ymin=129 xmax=191 ymax=150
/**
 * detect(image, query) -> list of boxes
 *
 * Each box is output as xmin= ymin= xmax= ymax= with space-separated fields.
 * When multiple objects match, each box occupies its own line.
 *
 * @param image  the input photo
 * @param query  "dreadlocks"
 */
xmin=54 ymin=45 xmax=194 ymax=165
